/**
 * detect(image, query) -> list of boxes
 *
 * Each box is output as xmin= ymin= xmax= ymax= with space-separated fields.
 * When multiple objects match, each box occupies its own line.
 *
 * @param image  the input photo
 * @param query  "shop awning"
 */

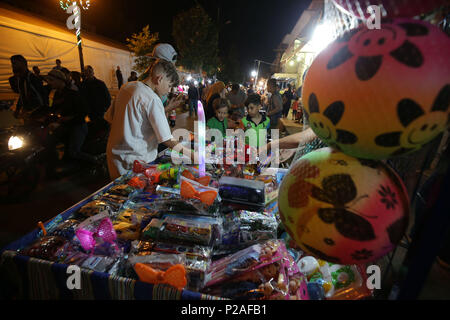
xmin=279 ymin=0 xmax=324 ymax=64
xmin=272 ymin=73 xmax=297 ymax=80
xmin=0 ymin=3 xmax=133 ymax=93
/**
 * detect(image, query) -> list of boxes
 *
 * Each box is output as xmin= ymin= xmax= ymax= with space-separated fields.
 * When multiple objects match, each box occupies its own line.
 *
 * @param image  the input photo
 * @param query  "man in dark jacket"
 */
xmin=9 ymin=55 xmax=48 ymax=117
xmin=188 ymin=82 xmax=199 ymax=117
xmin=282 ymin=83 xmax=293 ymax=118
xmin=81 ymin=65 xmax=111 ymax=124
xmin=116 ymin=66 xmax=123 ymax=89
xmin=45 ymin=69 xmax=97 ymax=165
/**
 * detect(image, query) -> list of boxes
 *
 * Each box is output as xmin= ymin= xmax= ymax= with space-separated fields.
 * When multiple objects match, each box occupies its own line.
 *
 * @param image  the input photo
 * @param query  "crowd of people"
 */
xmin=8 ymin=55 xmax=115 ymax=174
xmin=7 ymin=42 xmax=310 ymax=182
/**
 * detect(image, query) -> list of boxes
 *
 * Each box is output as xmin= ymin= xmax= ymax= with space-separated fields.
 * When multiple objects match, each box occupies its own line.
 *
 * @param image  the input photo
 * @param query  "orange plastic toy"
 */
xmin=134 ymin=263 xmax=187 ymax=290
xmin=182 ymin=170 xmax=211 ymax=186
xmin=180 ymin=181 xmax=217 ymax=206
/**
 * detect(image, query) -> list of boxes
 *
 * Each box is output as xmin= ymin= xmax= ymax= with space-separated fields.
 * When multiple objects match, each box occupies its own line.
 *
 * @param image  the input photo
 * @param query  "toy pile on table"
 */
xmin=18 ymin=154 xmax=372 ymax=300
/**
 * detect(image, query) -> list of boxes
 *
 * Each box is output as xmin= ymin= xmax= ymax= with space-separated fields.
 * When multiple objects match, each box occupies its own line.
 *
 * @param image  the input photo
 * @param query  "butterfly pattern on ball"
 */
xmin=310 ymin=174 xmax=376 ymax=242
xmin=374 ymin=84 xmax=450 ymax=156
xmin=327 ymin=21 xmax=430 ymax=81
xmin=279 ymin=152 xmax=409 ymax=264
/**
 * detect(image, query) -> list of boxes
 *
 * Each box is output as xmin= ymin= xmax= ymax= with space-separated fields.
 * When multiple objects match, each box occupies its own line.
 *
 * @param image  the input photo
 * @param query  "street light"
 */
xmin=310 ymin=23 xmax=335 ymax=53
xmin=60 ymin=1 xmax=91 ymax=72
xmin=251 ymin=70 xmax=257 ymax=78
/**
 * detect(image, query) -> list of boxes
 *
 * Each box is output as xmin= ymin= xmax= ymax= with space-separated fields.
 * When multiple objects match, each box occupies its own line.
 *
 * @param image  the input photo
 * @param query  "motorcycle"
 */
xmin=0 ymin=106 xmax=50 ymax=202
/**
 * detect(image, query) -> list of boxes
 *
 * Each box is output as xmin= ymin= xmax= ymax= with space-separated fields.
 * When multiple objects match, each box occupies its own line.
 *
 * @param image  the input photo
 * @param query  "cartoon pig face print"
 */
xmin=327 ymin=21 xmax=430 ymax=81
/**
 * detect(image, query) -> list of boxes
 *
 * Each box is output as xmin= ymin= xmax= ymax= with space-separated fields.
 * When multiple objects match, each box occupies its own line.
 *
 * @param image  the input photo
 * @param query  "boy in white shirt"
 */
xmin=105 ymin=59 xmax=192 ymax=180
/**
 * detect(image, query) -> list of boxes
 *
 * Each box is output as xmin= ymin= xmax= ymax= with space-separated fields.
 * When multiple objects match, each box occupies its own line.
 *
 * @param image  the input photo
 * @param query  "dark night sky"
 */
xmin=1 ymin=0 xmax=312 ymax=78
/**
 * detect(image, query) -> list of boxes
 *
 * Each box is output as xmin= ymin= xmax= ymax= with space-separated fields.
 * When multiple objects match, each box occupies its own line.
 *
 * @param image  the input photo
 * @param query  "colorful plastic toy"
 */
xmin=302 ymin=18 xmax=450 ymax=159
xmin=278 ymin=148 xmax=410 ymax=265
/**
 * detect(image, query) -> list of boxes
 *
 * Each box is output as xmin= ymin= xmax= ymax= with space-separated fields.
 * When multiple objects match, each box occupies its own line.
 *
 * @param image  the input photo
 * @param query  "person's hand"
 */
xmin=258 ymin=142 xmax=272 ymax=159
xmin=166 ymin=94 xmax=184 ymax=112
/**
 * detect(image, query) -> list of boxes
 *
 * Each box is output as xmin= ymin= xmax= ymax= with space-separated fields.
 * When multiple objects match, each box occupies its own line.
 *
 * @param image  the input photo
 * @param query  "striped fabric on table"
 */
xmin=27 ymin=257 xmax=60 ymax=299
xmin=108 ymin=275 xmax=135 ymax=300
xmin=0 ymin=250 xmax=224 ymax=300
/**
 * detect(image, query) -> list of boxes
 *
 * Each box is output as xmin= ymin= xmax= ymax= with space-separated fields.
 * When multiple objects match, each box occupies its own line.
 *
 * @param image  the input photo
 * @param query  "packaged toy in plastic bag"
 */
xmin=52 ymin=241 xmax=85 ymax=263
xmin=218 ymin=210 xmax=277 ymax=253
xmin=128 ymin=192 xmax=159 ymax=203
xmin=151 ymin=241 xmax=213 ymax=261
xmin=115 ymin=202 xmax=160 ymax=234
xmin=180 ymin=166 xmax=213 ymax=187
xmin=178 ymin=176 xmax=221 ymax=215
xmin=185 ymin=256 xmax=211 ymax=291
xmin=76 ymin=200 xmax=113 ymax=220
xmin=48 ymin=219 xmax=80 ymax=240
xmin=127 ymin=174 xmax=148 ymax=190
xmin=108 ymin=184 xmax=137 ymax=197
xmin=133 ymin=160 xmax=153 ymax=174
xmin=150 ymin=190 xmax=220 ymax=217
xmin=239 ymin=211 xmax=278 ymax=245
xmin=205 ymin=240 xmax=281 ymax=287
xmin=162 ymin=214 xmax=223 ymax=247
xmin=141 ymin=215 xmax=216 ymax=247
xmin=73 ymin=212 xmax=121 ymax=257
xmin=298 ymin=256 xmax=372 ymax=300
xmin=130 ymin=240 xmax=155 ymax=256
xmin=129 ymin=253 xmax=188 ymax=290
xmin=20 ymin=236 xmax=67 ymax=261
xmin=113 ymin=221 xmax=140 ymax=241
xmin=204 ymin=240 xmax=308 ymax=300
xmin=81 ymin=255 xmax=121 ymax=274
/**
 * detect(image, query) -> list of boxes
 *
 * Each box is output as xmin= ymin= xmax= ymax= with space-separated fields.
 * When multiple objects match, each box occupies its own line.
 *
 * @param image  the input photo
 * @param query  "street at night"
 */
xmin=0 ymin=0 xmax=449 ymax=308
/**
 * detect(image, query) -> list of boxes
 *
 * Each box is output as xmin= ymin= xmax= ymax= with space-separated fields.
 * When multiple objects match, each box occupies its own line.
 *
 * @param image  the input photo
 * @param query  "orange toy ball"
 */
xmin=278 ymin=148 xmax=410 ymax=265
xmin=302 ymin=18 xmax=450 ymax=160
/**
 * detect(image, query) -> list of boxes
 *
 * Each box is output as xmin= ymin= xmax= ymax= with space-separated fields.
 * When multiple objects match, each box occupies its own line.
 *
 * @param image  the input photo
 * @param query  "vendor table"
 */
xmin=0 ymin=178 xmax=223 ymax=300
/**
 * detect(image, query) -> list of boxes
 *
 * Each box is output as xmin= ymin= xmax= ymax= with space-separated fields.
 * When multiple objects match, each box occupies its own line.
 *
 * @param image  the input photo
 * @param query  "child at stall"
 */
xmin=292 ymin=97 xmax=299 ymax=121
xmin=206 ymin=98 xmax=229 ymax=138
xmin=239 ymin=93 xmax=270 ymax=149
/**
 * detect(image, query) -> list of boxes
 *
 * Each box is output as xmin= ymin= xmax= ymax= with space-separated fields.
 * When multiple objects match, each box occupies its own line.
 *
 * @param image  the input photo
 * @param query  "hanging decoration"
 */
xmin=60 ymin=1 xmax=90 ymax=11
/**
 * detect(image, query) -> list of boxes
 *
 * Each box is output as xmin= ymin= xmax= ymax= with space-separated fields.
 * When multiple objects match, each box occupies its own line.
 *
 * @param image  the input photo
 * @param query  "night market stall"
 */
xmin=1 ymin=0 xmax=449 ymax=300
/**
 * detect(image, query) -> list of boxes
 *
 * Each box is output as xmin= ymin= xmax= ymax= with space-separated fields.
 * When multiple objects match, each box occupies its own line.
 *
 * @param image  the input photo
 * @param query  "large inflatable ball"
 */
xmin=332 ymin=0 xmax=446 ymax=20
xmin=302 ymin=18 xmax=450 ymax=160
xmin=278 ymin=148 xmax=410 ymax=265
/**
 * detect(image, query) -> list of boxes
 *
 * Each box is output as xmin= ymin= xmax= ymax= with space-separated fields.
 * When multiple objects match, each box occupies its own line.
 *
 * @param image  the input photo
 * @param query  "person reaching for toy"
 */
xmin=259 ymin=127 xmax=327 ymax=165
xmin=105 ymin=59 xmax=194 ymax=180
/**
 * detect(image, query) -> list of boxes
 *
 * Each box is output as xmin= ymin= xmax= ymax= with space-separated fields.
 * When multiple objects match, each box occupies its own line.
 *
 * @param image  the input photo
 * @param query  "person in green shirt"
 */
xmin=206 ymin=98 xmax=229 ymax=138
xmin=239 ymin=93 xmax=270 ymax=148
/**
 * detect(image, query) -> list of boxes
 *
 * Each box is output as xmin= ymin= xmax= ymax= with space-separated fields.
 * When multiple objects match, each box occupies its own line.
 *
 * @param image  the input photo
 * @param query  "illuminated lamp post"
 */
xmin=250 ymin=70 xmax=257 ymax=84
xmin=60 ymin=1 xmax=91 ymax=72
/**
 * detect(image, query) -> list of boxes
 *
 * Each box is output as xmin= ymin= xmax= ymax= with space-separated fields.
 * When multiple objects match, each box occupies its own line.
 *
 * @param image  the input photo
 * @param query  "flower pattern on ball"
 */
xmin=378 ymin=185 xmax=398 ymax=210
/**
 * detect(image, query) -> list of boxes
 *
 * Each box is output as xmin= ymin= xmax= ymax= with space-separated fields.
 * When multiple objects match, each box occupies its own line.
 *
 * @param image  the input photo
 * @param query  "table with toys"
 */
xmin=0 ymin=146 xmax=374 ymax=300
